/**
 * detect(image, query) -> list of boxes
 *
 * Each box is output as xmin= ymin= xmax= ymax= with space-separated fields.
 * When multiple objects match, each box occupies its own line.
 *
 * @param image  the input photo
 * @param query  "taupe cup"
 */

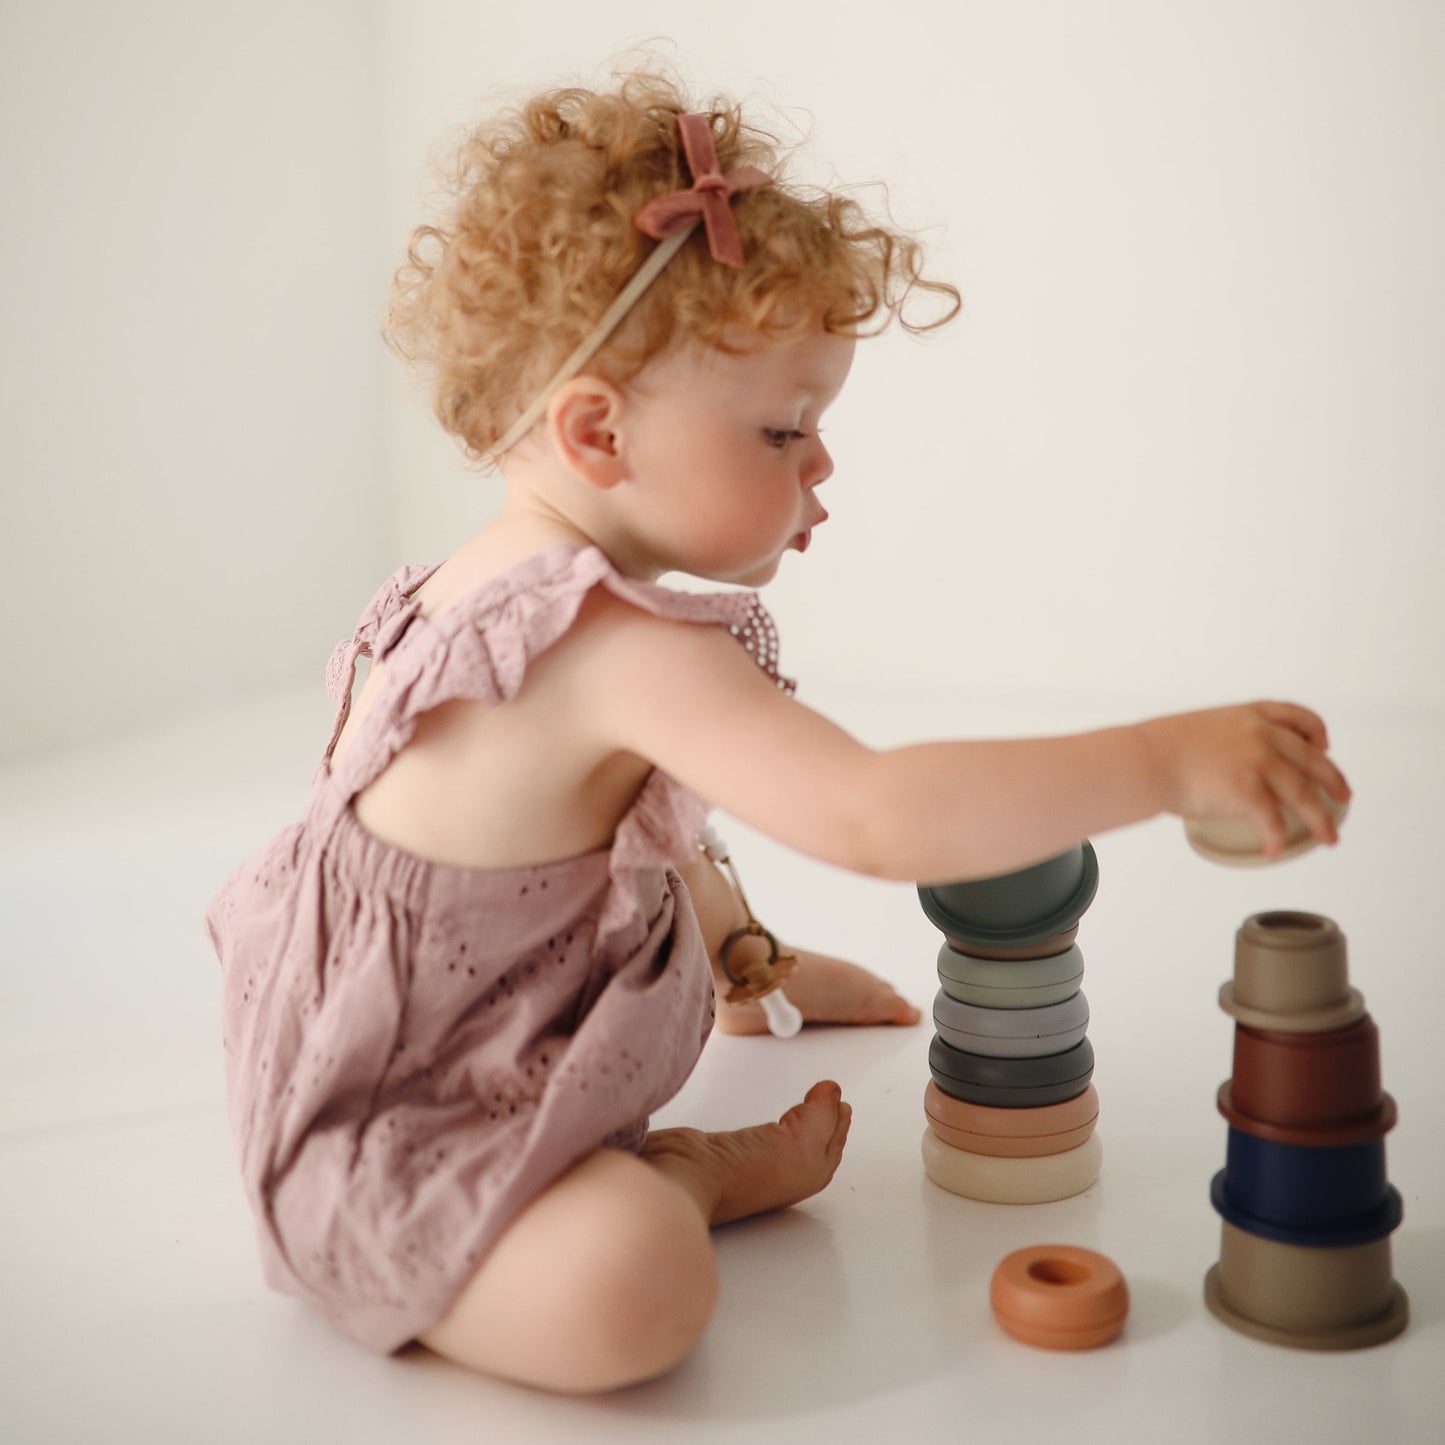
xmin=1204 ymin=1220 xmax=1408 ymax=1350
xmin=1218 ymin=911 xmax=1365 ymax=1033
xmin=1186 ymin=793 xmax=1348 ymax=868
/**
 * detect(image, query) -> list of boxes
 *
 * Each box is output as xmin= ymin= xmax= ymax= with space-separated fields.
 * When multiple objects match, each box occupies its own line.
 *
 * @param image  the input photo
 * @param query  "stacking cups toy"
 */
xmin=922 ymin=1129 xmax=1103 ymax=1204
xmin=1212 ymin=1130 xmax=1401 ymax=1241
xmin=933 ymin=989 xmax=1089 ymax=1059
xmin=1219 ymin=912 xmax=1364 ymax=1033
xmin=936 ymin=941 xmax=1085 ymax=1009
xmin=918 ymin=843 xmax=1099 ymax=951
xmin=1204 ymin=908 xmax=1408 ymax=1349
xmin=919 ymin=843 xmax=1103 ymax=1204
xmin=929 ymin=1034 xmax=1095 ymax=1109
xmin=954 ymin=926 xmax=1079 ymax=961
xmin=1221 ymin=1015 xmax=1396 ymax=1145
xmin=924 ymin=1081 xmax=1098 ymax=1158
xmin=1205 ymin=1222 xmax=1408 ymax=1350
xmin=1186 ymin=793 xmax=1349 ymax=868
xmin=991 ymin=1246 xmax=1129 ymax=1349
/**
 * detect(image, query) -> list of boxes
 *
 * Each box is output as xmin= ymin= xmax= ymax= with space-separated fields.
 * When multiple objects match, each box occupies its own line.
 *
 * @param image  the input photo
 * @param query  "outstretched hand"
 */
xmin=1137 ymin=701 xmax=1351 ymax=860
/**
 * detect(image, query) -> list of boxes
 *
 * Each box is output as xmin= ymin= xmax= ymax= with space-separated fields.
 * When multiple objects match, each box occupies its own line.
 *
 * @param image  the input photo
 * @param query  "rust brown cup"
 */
xmin=947 ymin=926 xmax=1080 ymax=961
xmin=1218 ymin=1082 xmax=1397 ymax=1149
xmin=1231 ymin=1015 xmax=1384 ymax=1130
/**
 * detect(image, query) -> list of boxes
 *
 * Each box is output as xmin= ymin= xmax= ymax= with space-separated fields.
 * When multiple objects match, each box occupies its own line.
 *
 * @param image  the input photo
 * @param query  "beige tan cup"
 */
xmin=1204 ymin=1220 xmax=1408 ymax=1350
xmin=1218 ymin=911 xmax=1364 ymax=1033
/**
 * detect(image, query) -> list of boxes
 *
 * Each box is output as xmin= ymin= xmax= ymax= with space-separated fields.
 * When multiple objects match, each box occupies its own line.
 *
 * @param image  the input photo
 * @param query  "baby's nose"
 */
xmin=806 ymin=439 xmax=834 ymax=487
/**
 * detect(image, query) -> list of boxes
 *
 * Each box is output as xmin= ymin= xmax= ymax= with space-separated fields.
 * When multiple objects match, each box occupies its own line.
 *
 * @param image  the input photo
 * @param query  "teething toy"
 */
xmin=699 ymin=825 xmax=802 ymax=1037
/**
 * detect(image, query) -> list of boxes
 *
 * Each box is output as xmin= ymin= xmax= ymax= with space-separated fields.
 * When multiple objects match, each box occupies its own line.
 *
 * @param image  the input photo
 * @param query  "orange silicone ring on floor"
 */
xmin=990 ymin=1245 xmax=1129 ymax=1350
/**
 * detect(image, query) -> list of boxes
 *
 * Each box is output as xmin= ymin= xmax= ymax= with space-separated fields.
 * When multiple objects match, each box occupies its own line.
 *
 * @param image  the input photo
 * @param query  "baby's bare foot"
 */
xmin=642 ymin=1081 xmax=852 ymax=1226
xmin=714 ymin=947 xmax=922 ymax=1036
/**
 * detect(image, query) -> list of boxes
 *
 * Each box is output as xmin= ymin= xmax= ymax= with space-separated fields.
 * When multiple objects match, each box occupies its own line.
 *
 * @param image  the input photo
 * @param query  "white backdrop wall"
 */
xmin=3 ymin=2 xmax=1441 ymax=765
xmin=378 ymin=0 xmax=1445 ymax=722
xmin=0 ymin=1 xmax=391 ymax=762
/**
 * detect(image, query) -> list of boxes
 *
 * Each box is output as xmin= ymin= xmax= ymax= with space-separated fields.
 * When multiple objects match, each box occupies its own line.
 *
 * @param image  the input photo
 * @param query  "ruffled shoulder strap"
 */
xmin=320 ymin=560 xmax=442 ymax=762
xmin=315 ymin=544 xmax=794 ymax=823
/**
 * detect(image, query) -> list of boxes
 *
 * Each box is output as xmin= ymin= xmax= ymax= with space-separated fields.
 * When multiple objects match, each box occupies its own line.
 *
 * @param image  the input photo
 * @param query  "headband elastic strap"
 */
xmin=489 ymin=113 xmax=771 ymax=459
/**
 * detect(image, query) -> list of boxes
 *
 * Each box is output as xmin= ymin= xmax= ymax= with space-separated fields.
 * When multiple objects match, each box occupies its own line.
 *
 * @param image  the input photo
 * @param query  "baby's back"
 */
xmin=330 ymin=548 xmax=652 ymax=873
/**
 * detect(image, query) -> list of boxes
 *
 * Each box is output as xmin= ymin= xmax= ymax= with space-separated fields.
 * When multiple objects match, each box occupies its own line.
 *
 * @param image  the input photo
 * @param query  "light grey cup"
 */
xmin=936 ymin=941 xmax=1085 ymax=1009
xmin=933 ymin=988 xmax=1089 ymax=1059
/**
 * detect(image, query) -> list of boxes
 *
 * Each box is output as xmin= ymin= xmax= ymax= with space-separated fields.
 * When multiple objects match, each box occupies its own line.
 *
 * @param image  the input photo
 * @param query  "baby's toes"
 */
xmin=780 ymin=1081 xmax=845 ymax=1149
xmin=869 ymin=983 xmax=922 ymax=1027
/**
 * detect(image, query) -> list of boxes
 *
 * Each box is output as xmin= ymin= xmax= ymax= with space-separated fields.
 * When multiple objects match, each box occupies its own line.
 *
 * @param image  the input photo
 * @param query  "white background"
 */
xmin=3 ymin=0 xmax=1442 ymax=760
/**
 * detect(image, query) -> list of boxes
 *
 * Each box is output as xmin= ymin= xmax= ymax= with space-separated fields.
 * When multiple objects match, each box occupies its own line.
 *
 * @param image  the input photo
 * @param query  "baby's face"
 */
xmin=614 ymin=326 xmax=855 ymax=586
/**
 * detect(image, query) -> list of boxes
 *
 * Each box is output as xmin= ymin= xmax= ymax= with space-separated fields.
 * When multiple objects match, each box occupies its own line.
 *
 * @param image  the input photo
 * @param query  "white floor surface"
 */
xmin=3 ymin=683 xmax=1442 ymax=1444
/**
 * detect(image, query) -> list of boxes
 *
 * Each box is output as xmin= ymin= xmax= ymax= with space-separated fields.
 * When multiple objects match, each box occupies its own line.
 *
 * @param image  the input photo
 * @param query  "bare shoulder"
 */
xmin=565 ymin=585 xmax=758 ymax=692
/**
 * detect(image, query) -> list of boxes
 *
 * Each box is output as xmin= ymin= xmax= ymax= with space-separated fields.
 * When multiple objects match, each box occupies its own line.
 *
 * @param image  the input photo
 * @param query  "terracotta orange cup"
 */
xmin=991 ymin=1245 xmax=1129 ymax=1349
xmin=924 ymin=1081 xmax=1098 ymax=1158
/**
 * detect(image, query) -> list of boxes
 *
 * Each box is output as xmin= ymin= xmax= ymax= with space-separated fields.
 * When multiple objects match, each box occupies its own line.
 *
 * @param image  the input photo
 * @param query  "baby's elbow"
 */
xmin=826 ymin=757 xmax=919 ymax=883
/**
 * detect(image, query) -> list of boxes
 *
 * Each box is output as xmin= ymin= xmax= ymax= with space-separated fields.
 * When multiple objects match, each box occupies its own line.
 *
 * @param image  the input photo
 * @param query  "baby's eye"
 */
xmin=764 ymin=428 xmax=806 ymax=448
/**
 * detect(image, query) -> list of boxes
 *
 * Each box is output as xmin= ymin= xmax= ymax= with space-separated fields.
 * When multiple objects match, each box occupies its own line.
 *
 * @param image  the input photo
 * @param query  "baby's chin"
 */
xmin=681 ymin=552 xmax=786 ymax=590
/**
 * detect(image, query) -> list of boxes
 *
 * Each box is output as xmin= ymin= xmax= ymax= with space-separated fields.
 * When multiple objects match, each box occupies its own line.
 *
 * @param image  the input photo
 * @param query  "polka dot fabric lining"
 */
xmin=203 ymin=544 xmax=792 ymax=1353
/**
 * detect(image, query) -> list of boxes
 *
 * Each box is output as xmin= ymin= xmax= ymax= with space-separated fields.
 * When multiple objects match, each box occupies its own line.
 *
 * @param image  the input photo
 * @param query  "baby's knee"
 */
xmin=422 ymin=1151 xmax=718 ymax=1392
xmin=568 ymin=1160 xmax=719 ymax=1386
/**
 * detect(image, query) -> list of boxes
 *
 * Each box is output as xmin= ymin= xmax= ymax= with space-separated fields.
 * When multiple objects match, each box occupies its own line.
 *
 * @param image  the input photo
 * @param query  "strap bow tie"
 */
xmin=633 ymin=113 xmax=771 ymax=267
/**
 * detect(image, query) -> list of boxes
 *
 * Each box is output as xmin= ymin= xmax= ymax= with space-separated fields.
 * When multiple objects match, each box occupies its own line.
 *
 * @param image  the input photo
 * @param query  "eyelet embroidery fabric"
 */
xmin=203 ymin=545 xmax=794 ymax=1353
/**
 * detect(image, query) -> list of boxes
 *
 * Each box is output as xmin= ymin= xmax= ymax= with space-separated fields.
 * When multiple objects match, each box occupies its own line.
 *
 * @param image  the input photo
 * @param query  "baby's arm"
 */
xmin=580 ymin=599 xmax=1350 ymax=882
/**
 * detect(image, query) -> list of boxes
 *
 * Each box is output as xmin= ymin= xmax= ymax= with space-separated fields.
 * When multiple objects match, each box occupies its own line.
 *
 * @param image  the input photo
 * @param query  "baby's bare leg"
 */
xmin=420 ymin=1146 xmax=718 ymax=1393
xmin=418 ymin=1082 xmax=850 ymax=1393
xmin=643 ymin=1078 xmax=852 ymax=1225
xmin=679 ymin=855 xmax=921 ymax=1034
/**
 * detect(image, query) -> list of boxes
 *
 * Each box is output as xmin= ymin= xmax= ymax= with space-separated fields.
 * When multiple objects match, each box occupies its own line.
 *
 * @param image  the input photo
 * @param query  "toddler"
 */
xmin=204 ymin=69 xmax=1349 ymax=1394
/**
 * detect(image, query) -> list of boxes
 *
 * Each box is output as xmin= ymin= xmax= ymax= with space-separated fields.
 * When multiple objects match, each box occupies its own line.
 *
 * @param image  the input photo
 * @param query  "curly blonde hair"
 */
xmin=386 ymin=70 xmax=960 ymax=468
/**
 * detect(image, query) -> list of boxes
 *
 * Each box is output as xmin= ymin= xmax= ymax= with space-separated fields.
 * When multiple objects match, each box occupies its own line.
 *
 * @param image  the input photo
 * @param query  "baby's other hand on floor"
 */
xmin=714 ymin=945 xmax=921 ymax=1035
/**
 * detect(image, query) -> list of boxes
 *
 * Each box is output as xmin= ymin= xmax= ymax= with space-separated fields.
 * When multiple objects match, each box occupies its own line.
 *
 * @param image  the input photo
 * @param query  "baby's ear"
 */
xmin=546 ymin=377 xmax=628 ymax=490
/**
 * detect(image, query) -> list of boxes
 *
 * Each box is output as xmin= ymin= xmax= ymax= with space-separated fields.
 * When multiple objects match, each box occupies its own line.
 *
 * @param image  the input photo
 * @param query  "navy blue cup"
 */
xmin=1217 ymin=1127 xmax=1392 ymax=1232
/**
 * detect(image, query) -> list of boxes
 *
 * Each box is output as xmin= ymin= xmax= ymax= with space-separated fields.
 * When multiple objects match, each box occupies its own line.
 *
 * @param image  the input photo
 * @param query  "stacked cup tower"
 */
xmin=918 ymin=844 xmax=1103 ymax=1203
xmin=1204 ymin=911 xmax=1409 ymax=1349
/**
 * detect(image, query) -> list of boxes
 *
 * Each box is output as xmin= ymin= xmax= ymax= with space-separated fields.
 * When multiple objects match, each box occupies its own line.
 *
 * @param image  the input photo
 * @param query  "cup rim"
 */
xmin=918 ymin=842 xmax=1099 ymax=946
xmin=1209 ymin=1171 xmax=1403 ymax=1246
xmin=1218 ymin=980 xmax=1365 ymax=1033
xmin=1216 ymin=1082 xmax=1397 ymax=1147
xmin=1204 ymin=1262 xmax=1408 ymax=1350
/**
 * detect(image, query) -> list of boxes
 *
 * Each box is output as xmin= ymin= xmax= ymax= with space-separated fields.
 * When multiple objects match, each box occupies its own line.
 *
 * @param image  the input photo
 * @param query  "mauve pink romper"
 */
xmin=204 ymin=544 xmax=793 ymax=1353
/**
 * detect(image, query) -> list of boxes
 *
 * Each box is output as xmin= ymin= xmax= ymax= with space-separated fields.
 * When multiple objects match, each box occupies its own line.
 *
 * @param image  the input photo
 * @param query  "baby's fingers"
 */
xmin=1257 ymin=700 xmax=1330 ymax=751
xmin=1268 ymin=757 xmax=1343 ymax=848
xmin=1272 ymin=722 xmax=1353 ymax=807
xmin=1243 ymin=778 xmax=1293 ymax=860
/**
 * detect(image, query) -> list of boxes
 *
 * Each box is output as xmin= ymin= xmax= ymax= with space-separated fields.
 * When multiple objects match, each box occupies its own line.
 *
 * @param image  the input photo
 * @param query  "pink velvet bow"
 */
xmin=633 ymin=113 xmax=771 ymax=268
